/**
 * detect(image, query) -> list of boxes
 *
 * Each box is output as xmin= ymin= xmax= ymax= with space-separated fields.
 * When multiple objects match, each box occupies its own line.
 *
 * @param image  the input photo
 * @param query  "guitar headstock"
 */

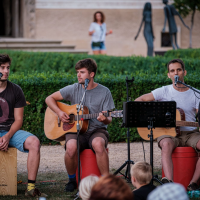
xmin=110 ymin=110 xmax=123 ymax=118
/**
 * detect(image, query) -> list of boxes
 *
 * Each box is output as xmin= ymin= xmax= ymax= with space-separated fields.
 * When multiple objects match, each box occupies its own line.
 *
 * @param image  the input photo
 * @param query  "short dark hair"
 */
xmin=167 ymin=59 xmax=185 ymax=72
xmin=93 ymin=11 xmax=105 ymax=23
xmin=75 ymin=58 xmax=97 ymax=77
xmin=89 ymin=174 xmax=133 ymax=200
xmin=0 ymin=54 xmax=11 ymax=66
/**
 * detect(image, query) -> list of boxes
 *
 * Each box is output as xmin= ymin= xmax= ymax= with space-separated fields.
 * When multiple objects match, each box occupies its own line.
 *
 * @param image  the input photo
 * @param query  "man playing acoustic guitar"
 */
xmin=135 ymin=59 xmax=200 ymax=191
xmin=45 ymin=58 xmax=115 ymax=192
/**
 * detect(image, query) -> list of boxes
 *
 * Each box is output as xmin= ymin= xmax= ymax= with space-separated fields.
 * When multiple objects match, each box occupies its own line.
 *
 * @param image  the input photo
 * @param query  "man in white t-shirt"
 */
xmin=135 ymin=59 xmax=200 ymax=191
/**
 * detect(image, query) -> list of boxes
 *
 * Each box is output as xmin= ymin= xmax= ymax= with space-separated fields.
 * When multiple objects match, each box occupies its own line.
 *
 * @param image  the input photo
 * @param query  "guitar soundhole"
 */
xmin=69 ymin=114 xmax=75 ymax=124
xmin=63 ymin=114 xmax=75 ymax=131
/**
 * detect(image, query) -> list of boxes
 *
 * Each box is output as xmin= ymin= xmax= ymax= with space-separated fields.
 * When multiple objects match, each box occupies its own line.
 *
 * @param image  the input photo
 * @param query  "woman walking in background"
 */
xmin=135 ymin=2 xmax=154 ymax=56
xmin=89 ymin=11 xmax=112 ymax=55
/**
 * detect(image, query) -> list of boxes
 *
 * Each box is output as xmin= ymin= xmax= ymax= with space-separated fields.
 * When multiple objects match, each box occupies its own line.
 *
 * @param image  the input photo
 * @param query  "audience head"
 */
xmin=147 ymin=183 xmax=189 ymax=200
xmin=88 ymin=174 xmax=133 ymax=200
xmin=79 ymin=175 xmax=99 ymax=200
xmin=131 ymin=161 xmax=152 ymax=187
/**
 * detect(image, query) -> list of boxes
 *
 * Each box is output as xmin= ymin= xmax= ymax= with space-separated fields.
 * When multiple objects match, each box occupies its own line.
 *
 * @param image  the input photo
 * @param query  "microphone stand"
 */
xmin=176 ymin=80 xmax=200 ymax=95
xmin=74 ymin=86 xmax=88 ymax=200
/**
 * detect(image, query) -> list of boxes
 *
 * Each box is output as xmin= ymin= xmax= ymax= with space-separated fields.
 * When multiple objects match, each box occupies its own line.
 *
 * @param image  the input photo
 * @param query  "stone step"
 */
xmin=0 ymin=48 xmax=88 ymax=54
xmin=0 ymin=44 xmax=75 ymax=49
xmin=0 ymin=38 xmax=63 ymax=45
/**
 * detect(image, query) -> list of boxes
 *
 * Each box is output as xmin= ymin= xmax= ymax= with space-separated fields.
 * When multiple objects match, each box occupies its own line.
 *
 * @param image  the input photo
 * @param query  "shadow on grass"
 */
xmin=1 ymin=169 xmax=199 ymax=200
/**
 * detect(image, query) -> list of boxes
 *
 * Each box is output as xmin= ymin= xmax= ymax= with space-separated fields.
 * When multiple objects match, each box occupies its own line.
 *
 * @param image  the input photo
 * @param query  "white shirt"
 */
xmin=89 ymin=22 xmax=107 ymax=42
xmin=152 ymin=84 xmax=200 ymax=131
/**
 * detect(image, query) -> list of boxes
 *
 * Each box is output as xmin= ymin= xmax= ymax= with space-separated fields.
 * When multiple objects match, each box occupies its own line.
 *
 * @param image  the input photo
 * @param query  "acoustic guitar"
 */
xmin=137 ymin=108 xmax=199 ymax=140
xmin=44 ymin=102 xmax=123 ymax=142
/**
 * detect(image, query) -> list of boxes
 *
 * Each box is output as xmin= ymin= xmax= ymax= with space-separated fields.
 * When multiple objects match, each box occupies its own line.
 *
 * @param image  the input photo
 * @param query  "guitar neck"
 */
xmin=75 ymin=113 xmax=109 ymax=121
xmin=176 ymin=121 xmax=199 ymax=127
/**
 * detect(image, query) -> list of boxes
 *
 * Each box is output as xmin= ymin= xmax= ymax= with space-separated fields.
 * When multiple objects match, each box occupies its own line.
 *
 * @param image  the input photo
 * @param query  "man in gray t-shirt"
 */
xmin=135 ymin=59 xmax=200 ymax=191
xmin=45 ymin=58 xmax=115 ymax=192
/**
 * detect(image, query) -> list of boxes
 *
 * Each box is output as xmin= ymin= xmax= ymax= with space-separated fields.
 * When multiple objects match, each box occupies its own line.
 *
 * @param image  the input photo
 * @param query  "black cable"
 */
xmin=141 ymin=139 xmax=146 ymax=162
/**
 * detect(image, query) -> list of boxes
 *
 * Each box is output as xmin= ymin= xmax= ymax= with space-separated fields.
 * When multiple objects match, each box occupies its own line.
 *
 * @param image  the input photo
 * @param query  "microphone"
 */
xmin=0 ymin=72 xmax=3 ymax=79
xmin=84 ymin=78 xmax=90 ymax=90
xmin=174 ymin=75 xmax=179 ymax=86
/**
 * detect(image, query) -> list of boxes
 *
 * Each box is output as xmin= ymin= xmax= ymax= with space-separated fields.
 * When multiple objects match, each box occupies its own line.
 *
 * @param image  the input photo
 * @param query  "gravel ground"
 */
xmin=17 ymin=142 xmax=162 ymax=174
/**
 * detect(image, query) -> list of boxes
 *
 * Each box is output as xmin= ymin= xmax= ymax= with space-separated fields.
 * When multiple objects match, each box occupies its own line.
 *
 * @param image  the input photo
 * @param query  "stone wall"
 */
xmin=34 ymin=6 xmax=200 ymax=56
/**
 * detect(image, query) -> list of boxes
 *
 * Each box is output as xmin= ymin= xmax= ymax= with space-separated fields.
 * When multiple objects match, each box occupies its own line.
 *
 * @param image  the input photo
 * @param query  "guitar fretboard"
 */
xmin=176 ymin=121 xmax=199 ymax=127
xmin=74 ymin=113 xmax=109 ymax=121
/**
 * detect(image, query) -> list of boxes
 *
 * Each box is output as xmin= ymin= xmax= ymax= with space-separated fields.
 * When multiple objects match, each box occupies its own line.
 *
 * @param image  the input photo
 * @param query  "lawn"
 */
xmin=0 ymin=169 xmax=199 ymax=200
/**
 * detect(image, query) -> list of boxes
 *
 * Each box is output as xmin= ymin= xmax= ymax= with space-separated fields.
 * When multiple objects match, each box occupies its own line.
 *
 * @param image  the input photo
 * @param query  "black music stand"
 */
xmin=123 ymin=101 xmax=176 ymax=185
xmin=113 ymin=77 xmax=134 ymax=182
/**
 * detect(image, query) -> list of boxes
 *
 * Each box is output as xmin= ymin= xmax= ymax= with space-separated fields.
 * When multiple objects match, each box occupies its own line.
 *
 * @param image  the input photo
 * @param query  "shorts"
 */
xmin=0 ymin=130 xmax=34 ymax=153
xmin=157 ymin=129 xmax=200 ymax=153
xmin=65 ymin=128 xmax=109 ymax=152
xmin=91 ymin=41 xmax=106 ymax=51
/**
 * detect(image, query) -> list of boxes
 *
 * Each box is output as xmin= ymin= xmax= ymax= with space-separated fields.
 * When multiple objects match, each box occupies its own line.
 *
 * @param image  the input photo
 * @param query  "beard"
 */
xmin=0 ymin=79 xmax=7 ymax=82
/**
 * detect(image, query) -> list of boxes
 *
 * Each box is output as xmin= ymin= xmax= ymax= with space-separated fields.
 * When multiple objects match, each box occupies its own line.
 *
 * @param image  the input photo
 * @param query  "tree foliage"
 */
xmin=173 ymin=0 xmax=200 ymax=48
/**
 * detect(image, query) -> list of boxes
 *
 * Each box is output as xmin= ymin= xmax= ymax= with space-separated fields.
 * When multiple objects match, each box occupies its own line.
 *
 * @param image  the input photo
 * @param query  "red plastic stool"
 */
xmin=76 ymin=149 xmax=108 ymax=184
xmin=162 ymin=147 xmax=199 ymax=190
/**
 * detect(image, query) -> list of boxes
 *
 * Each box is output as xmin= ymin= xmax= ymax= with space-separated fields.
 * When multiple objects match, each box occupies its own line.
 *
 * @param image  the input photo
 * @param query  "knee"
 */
xmin=66 ymin=141 xmax=77 ymax=158
xmin=160 ymin=139 xmax=174 ymax=153
xmin=27 ymin=136 xmax=40 ymax=152
xmin=196 ymin=140 xmax=200 ymax=150
xmin=92 ymin=138 xmax=105 ymax=154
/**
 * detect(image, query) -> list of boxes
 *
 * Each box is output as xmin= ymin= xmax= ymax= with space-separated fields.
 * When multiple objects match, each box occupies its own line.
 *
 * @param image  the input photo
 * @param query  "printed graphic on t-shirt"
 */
xmin=0 ymin=97 xmax=9 ymax=123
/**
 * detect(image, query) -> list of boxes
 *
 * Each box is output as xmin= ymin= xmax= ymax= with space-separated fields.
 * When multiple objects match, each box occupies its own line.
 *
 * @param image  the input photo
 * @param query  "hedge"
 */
xmin=0 ymin=50 xmax=200 ymax=76
xmin=9 ymin=72 xmax=200 ymax=144
xmin=165 ymin=48 xmax=200 ymax=59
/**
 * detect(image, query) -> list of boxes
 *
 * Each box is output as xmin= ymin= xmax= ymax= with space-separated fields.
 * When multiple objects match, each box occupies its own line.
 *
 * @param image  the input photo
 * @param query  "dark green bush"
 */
xmin=165 ymin=48 xmax=200 ymax=59
xmin=9 ymin=71 xmax=200 ymax=143
xmin=1 ymin=50 xmax=200 ymax=76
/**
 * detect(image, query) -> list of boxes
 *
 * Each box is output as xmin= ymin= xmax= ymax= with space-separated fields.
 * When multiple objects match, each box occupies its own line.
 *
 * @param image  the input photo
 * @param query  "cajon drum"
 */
xmin=0 ymin=147 xmax=17 ymax=196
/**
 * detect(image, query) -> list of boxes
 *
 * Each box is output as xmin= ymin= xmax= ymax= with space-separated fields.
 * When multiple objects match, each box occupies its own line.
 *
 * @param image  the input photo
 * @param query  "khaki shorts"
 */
xmin=65 ymin=128 xmax=109 ymax=152
xmin=157 ymin=129 xmax=200 ymax=153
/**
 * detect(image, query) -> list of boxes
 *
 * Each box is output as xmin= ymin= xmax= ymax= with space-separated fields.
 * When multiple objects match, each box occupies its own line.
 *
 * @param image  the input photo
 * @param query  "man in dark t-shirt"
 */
xmin=0 ymin=54 xmax=46 ymax=198
xmin=46 ymin=58 xmax=115 ymax=192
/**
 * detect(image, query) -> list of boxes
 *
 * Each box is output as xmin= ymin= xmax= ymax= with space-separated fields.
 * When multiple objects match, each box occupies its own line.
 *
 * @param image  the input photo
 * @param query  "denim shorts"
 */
xmin=0 ymin=130 xmax=33 ymax=153
xmin=91 ymin=41 xmax=106 ymax=51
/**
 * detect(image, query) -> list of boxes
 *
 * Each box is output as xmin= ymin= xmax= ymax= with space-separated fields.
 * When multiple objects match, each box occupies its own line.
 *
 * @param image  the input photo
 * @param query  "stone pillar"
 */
xmin=2 ymin=0 xmax=11 ymax=36
xmin=23 ymin=0 xmax=36 ymax=38
xmin=12 ymin=0 xmax=19 ymax=37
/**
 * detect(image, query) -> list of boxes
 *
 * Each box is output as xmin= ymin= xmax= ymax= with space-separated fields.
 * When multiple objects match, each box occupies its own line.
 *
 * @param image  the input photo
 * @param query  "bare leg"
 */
xmin=170 ymin=33 xmax=176 ymax=49
xmin=93 ymin=50 xmax=100 ymax=55
xmin=64 ymin=139 xmax=78 ymax=175
xmin=174 ymin=33 xmax=180 ymax=49
xmin=190 ymin=140 xmax=200 ymax=183
xmin=100 ymin=50 xmax=107 ymax=55
xmin=92 ymin=137 xmax=109 ymax=175
xmin=159 ymin=138 xmax=176 ymax=181
xmin=23 ymin=136 xmax=40 ymax=180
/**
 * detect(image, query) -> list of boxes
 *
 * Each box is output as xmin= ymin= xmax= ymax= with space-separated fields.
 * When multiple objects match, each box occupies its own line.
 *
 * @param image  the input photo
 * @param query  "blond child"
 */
xmin=79 ymin=175 xmax=99 ymax=200
xmin=131 ymin=161 xmax=156 ymax=200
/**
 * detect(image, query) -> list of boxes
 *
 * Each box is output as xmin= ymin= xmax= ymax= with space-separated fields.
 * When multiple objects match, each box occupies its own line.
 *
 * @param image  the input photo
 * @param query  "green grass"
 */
xmin=0 ymin=169 xmax=199 ymax=199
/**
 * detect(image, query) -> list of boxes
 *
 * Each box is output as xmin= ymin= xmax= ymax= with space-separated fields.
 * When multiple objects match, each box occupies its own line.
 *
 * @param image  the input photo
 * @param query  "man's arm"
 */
xmin=135 ymin=92 xmax=155 ymax=101
xmin=45 ymin=91 xmax=69 ymax=123
xmin=0 ymin=107 xmax=24 ymax=151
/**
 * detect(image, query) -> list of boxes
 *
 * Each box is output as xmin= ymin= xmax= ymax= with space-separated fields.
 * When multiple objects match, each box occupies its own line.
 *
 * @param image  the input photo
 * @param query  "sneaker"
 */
xmin=187 ymin=182 xmax=199 ymax=191
xmin=25 ymin=188 xmax=48 ymax=197
xmin=64 ymin=180 xmax=77 ymax=192
xmin=161 ymin=177 xmax=173 ymax=184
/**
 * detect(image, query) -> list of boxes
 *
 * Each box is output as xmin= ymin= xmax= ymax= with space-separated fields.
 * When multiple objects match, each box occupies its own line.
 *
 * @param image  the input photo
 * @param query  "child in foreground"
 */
xmin=131 ymin=161 xmax=156 ymax=200
xmin=79 ymin=175 xmax=99 ymax=200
